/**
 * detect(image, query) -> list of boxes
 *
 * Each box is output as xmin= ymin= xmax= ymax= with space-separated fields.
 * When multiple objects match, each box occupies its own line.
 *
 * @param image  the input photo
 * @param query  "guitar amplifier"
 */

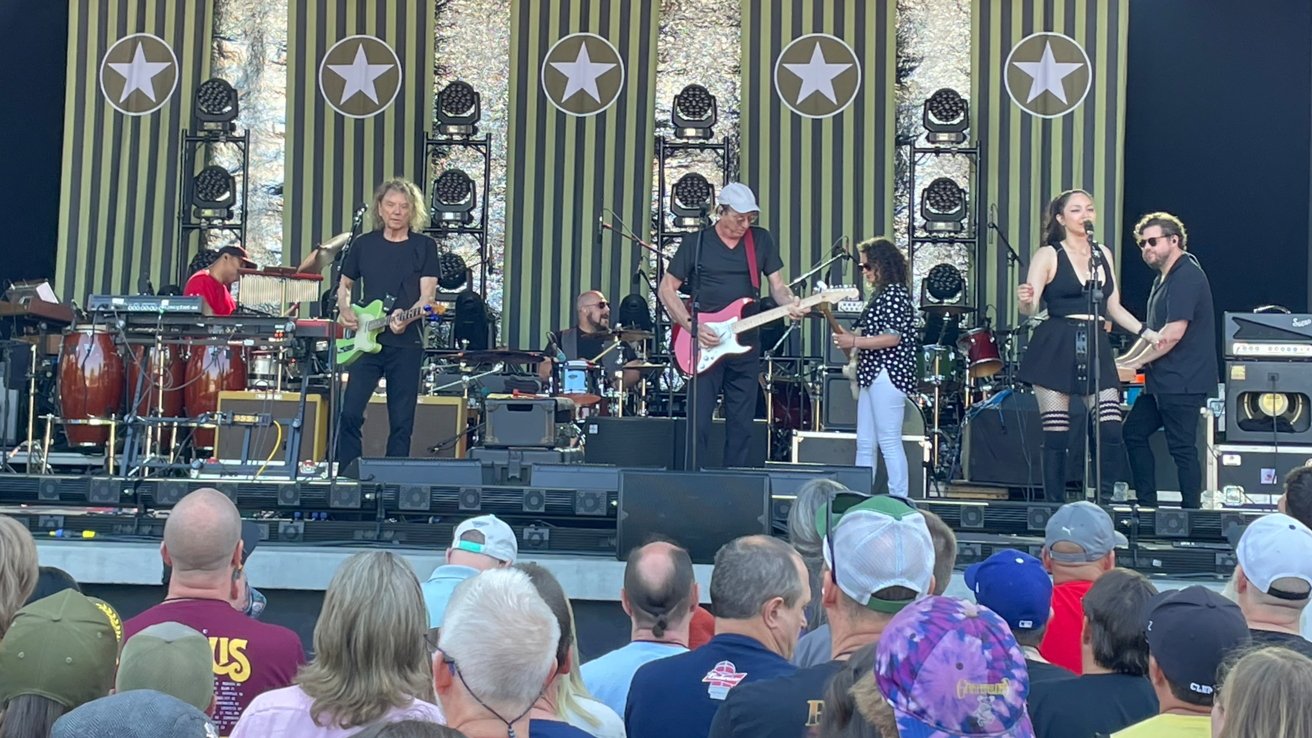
xmin=1224 ymin=311 xmax=1312 ymax=359
xmin=364 ymin=395 xmax=468 ymax=458
xmin=216 ymin=391 xmax=327 ymax=462
xmin=790 ymin=431 xmax=929 ymax=498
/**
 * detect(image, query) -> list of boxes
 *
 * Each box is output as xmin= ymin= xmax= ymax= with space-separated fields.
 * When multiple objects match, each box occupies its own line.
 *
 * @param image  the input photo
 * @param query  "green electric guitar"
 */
xmin=336 ymin=300 xmax=445 ymax=366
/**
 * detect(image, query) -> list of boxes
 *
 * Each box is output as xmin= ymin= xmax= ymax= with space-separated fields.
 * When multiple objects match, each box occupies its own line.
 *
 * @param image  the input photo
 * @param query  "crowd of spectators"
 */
xmin=0 ymin=470 xmax=1311 ymax=738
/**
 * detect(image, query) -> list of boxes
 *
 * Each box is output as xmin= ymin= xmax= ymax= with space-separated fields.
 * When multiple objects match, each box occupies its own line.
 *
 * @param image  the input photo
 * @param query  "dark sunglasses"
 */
xmin=587 ymin=301 xmax=610 ymax=308
xmin=859 ymin=262 xmax=874 ymax=271
xmin=1137 ymin=235 xmax=1172 ymax=249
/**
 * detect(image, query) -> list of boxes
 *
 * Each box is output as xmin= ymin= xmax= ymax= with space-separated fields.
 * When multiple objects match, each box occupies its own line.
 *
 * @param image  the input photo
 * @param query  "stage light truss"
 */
xmin=670 ymin=172 xmax=714 ymax=229
xmin=672 ymin=84 xmax=717 ymax=140
xmin=431 ymin=169 xmax=477 ymax=226
xmin=922 ymin=87 xmax=969 ymax=145
xmin=436 ymin=80 xmax=481 ymax=138
xmin=193 ymin=77 xmax=239 ymax=134
xmin=920 ymin=177 xmax=968 ymax=234
xmin=192 ymin=165 xmax=236 ymax=220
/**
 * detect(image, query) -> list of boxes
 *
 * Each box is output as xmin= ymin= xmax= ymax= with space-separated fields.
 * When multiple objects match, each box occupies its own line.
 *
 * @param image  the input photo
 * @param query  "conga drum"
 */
xmin=184 ymin=343 xmax=248 ymax=449
xmin=127 ymin=344 xmax=186 ymax=447
xmin=58 ymin=325 xmax=125 ymax=446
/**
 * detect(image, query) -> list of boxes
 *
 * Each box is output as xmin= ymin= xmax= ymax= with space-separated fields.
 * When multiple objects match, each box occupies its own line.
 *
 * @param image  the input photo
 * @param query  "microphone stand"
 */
xmin=990 ymin=219 xmax=1028 ymax=387
xmin=326 ymin=208 xmax=366 ymax=483
xmin=600 ymin=216 xmax=675 ymax=417
xmin=684 ymin=207 xmax=708 ymax=471
xmin=1084 ymin=230 xmax=1104 ymax=503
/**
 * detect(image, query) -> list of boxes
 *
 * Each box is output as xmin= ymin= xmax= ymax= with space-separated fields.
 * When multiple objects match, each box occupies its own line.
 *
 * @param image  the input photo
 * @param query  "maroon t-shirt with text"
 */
xmin=125 ymin=598 xmax=305 ymax=736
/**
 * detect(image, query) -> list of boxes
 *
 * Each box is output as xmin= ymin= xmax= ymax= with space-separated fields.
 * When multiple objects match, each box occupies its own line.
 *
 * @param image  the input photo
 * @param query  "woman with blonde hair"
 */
xmin=0 ymin=515 xmax=38 ymax=638
xmin=516 ymin=563 xmax=624 ymax=738
xmin=1212 ymin=646 xmax=1312 ymax=738
xmin=232 ymin=551 xmax=444 ymax=737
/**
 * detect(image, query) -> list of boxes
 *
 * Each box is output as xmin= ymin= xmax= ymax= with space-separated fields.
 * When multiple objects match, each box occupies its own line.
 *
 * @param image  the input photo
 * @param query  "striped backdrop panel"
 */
xmin=973 ymin=0 xmax=1129 ymax=327
xmin=739 ymin=0 xmax=897 ymax=355
xmin=283 ymin=0 xmax=436 ymax=271
xmin=56 ymin=0 xmax=214 ymax=303
xmin=503 ymin=0 xmax=660 ymax=350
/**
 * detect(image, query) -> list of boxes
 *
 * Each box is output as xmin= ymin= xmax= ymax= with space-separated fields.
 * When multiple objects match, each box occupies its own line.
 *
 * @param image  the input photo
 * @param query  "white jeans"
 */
xmin=856 ymin=368 xmax=908 ymax=496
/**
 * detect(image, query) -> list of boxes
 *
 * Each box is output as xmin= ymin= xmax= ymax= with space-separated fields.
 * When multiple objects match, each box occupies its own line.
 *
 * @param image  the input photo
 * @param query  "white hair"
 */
xmin=438 ymin=568 xmax=560 ymax=715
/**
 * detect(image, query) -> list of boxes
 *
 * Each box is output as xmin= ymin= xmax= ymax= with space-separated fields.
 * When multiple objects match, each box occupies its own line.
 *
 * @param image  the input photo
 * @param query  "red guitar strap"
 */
xmin=744 ymin=227 xmax=760 ymax=290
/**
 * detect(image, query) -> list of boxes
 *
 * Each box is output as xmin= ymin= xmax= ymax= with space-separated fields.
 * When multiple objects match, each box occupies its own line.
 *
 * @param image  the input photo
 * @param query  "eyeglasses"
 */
xmin=859 ymin=262 xmax=874 ymax=271
xmin=587 ymin=300 xmax=610 ymax=309
xmin=1137 ymin=235 xmax=1172 ymax=249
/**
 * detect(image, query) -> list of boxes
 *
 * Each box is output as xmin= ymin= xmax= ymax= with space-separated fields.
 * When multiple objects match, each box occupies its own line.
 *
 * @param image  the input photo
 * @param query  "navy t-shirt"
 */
xmin=530 ymin=719 xmax=594 ymax=737
xmin=625 ymin=633 xmax=796 ymax=738
xmin=707 ymin=659 xmax=847 ymax=738
xmin=667 ymin=226 xmax=784 ymax=313
xmin=1143 ymin=253 xmax=1216 ymax=396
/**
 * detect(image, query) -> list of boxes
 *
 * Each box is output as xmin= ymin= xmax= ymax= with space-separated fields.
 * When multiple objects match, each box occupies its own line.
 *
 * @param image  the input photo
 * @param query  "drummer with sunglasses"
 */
xmin=538 ymin=290 xmax=640 ymax=389
xmin=832 ymin=239 xmax=917 ymax=497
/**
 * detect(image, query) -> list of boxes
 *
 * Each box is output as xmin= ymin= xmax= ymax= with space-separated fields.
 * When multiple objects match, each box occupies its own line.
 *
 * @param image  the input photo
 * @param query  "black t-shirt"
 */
xmin=1144 ymin=253 xmax=1216 ymax=395
xmin=1249 ymin=628 xmax=1312 ymax=658
xmin=1027 ymin=673 xmax=1159 ymax=738
xmin=707 ymin=659 xmax=853 ymax=738
xmin=667 ymin=226 xmax=784 ymax=313
xmin=545 ymin=327 xmax=635 ymax=371
xmin=340 ymin=230 xmax=441 ymax=347
xmin=1027 ymin=658 xmax=1076 ymax=687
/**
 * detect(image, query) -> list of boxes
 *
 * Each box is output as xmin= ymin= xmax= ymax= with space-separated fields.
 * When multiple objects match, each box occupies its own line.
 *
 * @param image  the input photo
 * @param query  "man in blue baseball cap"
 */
xmin=966 ymin=548 xmax=1072 ymax=687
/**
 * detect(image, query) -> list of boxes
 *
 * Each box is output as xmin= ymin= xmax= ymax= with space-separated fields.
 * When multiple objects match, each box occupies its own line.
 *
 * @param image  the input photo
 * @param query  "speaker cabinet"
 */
xmin=1225 ymin=361 xmax=1312 ymax=443
xmin=790 ymin=431 xmax=928 ymax=498
xmin=617 ymin=468 xmax=771 ymax=563
xmin=216 ymin=391 xmax=327 ymax=462
xmin=582 ymin=417 xmax=769 ymax=469
xmin=822 ymin=378 xmax=926 ymax=436
xmin=961 ymin=390 xmax=1088 ymax=487
xmin=363 ymin=395 xmax=468 ymax=458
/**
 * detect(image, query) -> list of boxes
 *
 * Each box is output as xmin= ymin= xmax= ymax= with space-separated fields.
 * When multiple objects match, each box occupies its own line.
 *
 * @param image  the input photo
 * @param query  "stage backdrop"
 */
xmin=283 ymin=0 xmax=436 ymax=272
xmin=502 ymin=0 xmax=660 ymax=350
xmin=739 ymin=0 xmax=897 ymax=353
xmin=56 ymin=0 xmax=215 ymax=303
xmin=972 ymin=0 xmax=1128 ymax=328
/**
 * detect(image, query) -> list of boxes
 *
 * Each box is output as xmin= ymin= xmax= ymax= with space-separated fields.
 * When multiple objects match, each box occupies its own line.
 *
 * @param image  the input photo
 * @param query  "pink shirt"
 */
xmin=231 ymin=684 xmax=446 ymax=738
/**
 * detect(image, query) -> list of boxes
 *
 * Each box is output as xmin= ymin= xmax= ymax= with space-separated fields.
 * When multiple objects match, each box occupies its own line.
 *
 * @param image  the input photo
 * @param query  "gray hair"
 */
xmin=787 ymin=480 xmax=850 ymax=564
xmin=710 ymin=535 xmax=806 ymax=620
xmin=438 ymin=569 xmax=559 ymax=716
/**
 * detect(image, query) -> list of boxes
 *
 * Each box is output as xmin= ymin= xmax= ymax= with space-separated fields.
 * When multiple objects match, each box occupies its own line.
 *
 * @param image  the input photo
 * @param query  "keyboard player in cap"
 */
xmin=184 ymin=245 xmax=256 ymax=316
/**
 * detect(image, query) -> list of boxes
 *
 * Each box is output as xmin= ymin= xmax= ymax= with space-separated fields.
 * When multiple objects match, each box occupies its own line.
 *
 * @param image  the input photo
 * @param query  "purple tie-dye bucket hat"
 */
xmin=875 ymin=596 xmax=1035 ymax=738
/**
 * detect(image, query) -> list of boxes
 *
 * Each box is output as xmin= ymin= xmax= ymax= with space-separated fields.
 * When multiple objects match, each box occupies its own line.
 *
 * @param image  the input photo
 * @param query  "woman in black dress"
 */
xmin=1018 ymin=190 xmax=1160 ymax=502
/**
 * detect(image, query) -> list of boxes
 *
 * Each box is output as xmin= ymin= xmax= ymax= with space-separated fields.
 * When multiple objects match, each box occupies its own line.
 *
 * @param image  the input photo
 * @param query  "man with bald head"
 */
xmin=123 ymin=488 xmax=303 ymax=735
xmin=581 ymin=540 xmax=698 ymax=715
xmin=539 ymin=290 xmax=639 ymax=389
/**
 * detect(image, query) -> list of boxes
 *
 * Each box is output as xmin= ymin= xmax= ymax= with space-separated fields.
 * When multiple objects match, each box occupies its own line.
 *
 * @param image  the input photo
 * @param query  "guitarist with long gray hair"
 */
xmin=831 ymin=238 xmax=916 ymax=497
xmin=336 ymin=178 xmax=440 ymax=468
xmin=658 ymin=183 xmax=805 ymax=469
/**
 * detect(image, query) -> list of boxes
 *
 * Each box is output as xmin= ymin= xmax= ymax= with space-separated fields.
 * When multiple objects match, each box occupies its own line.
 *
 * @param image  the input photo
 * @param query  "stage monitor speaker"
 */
xmin=216 ymin=391 xmax=327 ymax=462
xmin=822 ymin=378 xmax=926 ymax=437
xmin=617 ymin=468 xmax=770 ymax=563
xmin=961 ymin=390 xmax=1088 ymax=487
xmin=790 ymin=432 xmax=928 ymax=498
xmin=364 ymin=396 xmax=468 ymax=458
xmin=583 ymin=417 xmax=768 ymax=469
xmin=1224 ymin=361 xmax=1312 ymax=443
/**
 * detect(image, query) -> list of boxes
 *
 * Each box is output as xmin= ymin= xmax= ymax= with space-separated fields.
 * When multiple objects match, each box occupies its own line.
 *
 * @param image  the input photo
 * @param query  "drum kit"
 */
xmin=543 ymin=326 xmax=664 ymax=420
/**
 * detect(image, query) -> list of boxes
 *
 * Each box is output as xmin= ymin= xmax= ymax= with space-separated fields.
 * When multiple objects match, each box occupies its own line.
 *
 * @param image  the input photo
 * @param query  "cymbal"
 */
xmin=295 ymin=232 xmax=353 ymax=274
xmin=458 ymin=349 xmax=544 ymax=364
xmin=611 ymin=327 xmax=654 ymax=342
xmin=625 ymin=362 xmax=667 ymax=370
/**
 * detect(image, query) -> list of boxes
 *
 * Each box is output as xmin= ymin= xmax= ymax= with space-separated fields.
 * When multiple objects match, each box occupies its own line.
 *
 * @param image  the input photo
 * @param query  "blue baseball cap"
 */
xmin=964 ymin=549 xmax=1053 ymax=632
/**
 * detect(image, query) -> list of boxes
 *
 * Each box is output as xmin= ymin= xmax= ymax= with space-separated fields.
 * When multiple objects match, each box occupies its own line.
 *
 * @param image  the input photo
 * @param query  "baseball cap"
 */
xmin=115 ymin=622 xmax=215 ymax=713
xmin=716 ymin=182 xmax=760 ymax=214
xmin=876 ymin=596 xmax=1035 ymax=738
xmin=53 ymin=690 xmax=218 ymax=738
xmin=1043 ymin=501 xmax=1127 ymax=563
xmin=965 ymin=549 xmax=1054 ymax=632
xmin=0 ymin=590 xmax=121 ymax=709
xmin=1143 ymin=586 xmax=1250 ymax=698
xmin=216 ymin=245 xmax=257 ymax=268
xmin=1235 ymin=513 xmax=1312 ymax=600
xmin=816 ymin=494 xmax=934 ymax=613
xmin=452 ymin=514 xmax=517 ymax=563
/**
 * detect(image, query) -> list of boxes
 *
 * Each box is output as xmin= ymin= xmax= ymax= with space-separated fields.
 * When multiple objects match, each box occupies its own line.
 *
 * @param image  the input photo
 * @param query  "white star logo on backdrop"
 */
xmin=1012 ymin=41 xmax=1084 ymax=103
xmin=327 ymin=44 xmax=394 ymax=105
xmin=781 ymin=43 xmax=853 ymax=105
xmin=549 ymin=44 xmax=617 ymax=104
xmin=107 ymin=43 xmax=173 ymax=102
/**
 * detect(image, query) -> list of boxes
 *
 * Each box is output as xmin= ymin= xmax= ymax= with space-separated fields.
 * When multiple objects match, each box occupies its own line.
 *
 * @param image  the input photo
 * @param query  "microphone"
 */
xmin=987 ymin=204 xmax=997 ymax=244
xmin=830 ymin=236 xmax=852 ymax=260
xmin=597 ymin=215 xmax=604 ymax=248
xmin=352 ymin=204 xmax=368 ymax=227
xmin=1082 ymin=219 xmax=1096 ymax=237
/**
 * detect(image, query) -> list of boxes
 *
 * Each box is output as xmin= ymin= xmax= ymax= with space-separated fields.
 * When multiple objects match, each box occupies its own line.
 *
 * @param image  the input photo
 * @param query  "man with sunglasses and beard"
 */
xmin=1116 ymin=213 xmax=1216 ymax=509
xmin=539 ymin=290 xmax=639 ymax=390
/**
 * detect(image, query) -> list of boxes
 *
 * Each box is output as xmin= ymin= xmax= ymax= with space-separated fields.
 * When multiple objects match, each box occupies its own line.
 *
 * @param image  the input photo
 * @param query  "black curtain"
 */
xmin=0 ymin=0 xmax=67 ymax=291
xmin=1122 ymin=0 xmax=1312 ymax=342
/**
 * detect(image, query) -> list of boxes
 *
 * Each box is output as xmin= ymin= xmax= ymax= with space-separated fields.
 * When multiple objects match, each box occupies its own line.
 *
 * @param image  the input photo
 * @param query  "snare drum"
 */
xmin=248 ymin=350 xmax=279 ymax=390
xmin=560 ymin=360 xmax=602 ymax=408
xmin=184 ymin=343 xmax=248 ymax=448
xmin=58 ymin=325 xmax=125 ymax=446
xmin=916 ymin=345 xmax=960 ymax=390
xmin=957 ymin=327 xmax=1003 ymax=379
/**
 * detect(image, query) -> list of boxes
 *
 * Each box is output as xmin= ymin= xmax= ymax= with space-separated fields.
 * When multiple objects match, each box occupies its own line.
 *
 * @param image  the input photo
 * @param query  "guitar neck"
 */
xmin=732 ymin=293 xmax=838 ymax=334
xmin=363 ymin=305 xmax=425 ymax=332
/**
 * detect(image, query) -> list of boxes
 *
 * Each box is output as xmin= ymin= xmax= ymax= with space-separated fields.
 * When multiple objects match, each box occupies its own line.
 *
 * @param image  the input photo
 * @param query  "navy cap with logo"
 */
xmin=1143 ymin=586 xmax=1251 ymax=698
xmin=965 ymin=548 xmax=1054 ymax=632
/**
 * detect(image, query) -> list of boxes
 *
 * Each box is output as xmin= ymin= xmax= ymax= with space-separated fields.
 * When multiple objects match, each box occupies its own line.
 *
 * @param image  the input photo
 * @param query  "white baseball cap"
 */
xmin=1236 ymin=513 xmax=1312 ymax=600
xmin=451 ymin=514 xmax=518 ymax=563
xmin=816 ymin=495 xmax=934 ymax=613
xmin=716 ymin=182 xmax=759 ymax=214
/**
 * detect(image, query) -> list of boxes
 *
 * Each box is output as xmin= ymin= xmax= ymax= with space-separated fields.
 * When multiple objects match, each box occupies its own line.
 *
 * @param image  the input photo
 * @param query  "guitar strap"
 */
xmin=743 ymin=227 xmax=760 ymax=290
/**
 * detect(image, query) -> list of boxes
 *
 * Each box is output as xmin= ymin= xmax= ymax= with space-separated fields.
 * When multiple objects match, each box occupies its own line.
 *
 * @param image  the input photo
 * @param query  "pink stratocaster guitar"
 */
xmin=671 ymin=288 xmax=859 ymax=375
